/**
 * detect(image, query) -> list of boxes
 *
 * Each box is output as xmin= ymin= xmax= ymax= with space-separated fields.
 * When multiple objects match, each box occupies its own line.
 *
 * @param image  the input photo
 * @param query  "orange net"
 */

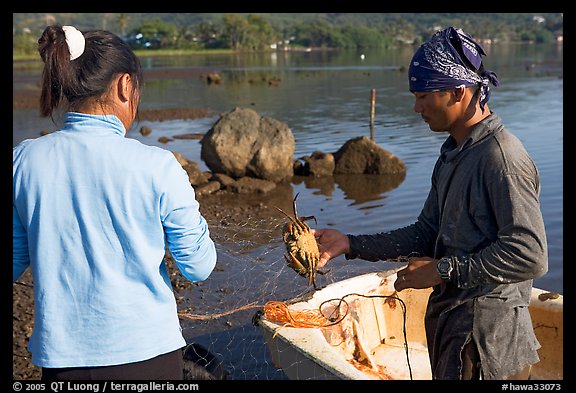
xmin=263 ymin=300 xmax=333 ymax=328
xmin=262 ymin=299 xmax=351 ymax=339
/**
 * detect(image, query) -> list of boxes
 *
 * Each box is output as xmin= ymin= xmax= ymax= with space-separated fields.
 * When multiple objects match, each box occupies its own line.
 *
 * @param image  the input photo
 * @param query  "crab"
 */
xmin=276 ymin=193 xmax=328 ymax=290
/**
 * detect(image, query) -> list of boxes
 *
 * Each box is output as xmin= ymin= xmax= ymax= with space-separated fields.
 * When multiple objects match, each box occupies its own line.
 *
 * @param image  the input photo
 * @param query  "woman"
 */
xmin=13 ymin=25 xmax=217 ymax=380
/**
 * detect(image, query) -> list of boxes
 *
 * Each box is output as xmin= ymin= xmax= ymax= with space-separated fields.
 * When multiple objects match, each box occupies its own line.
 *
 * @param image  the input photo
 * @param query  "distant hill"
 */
xmin=13 ymin=12 xmax=563 ymax=42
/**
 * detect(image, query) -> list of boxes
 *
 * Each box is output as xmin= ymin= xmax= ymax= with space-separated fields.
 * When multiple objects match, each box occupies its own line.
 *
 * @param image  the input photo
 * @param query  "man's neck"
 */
xmin=450 ymin=106 xmax=491 ymax=145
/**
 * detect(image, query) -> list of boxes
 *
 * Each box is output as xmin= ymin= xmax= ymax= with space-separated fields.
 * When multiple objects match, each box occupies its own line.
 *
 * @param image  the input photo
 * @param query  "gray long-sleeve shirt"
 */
xmin=346 ymin=114 xmax=548 ymax=379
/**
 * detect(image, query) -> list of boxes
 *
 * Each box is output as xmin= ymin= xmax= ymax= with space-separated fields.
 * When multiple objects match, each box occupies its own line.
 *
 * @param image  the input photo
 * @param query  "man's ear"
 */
xmin=453 ymin=86 xmax=466 ymax=102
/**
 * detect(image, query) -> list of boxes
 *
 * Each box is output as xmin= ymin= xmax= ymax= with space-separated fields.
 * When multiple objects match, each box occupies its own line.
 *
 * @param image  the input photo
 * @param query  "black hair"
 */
xmin=37 ymin=25 xmax=143 ymax=120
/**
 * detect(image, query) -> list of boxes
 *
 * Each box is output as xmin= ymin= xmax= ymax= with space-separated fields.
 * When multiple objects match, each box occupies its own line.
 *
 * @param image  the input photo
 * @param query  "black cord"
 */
xmin=318 ymin=292 xmax=413 ymax=380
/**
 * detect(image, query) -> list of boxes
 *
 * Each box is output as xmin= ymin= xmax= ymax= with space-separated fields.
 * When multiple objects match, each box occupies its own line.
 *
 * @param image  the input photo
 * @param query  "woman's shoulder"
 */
xmin=120 ymin=138 xmax=185 ymax=174
xmin=13 ymin=137 xmax=43 ymax=163
xmin=122 ymin=137 xmax=176 ymax=158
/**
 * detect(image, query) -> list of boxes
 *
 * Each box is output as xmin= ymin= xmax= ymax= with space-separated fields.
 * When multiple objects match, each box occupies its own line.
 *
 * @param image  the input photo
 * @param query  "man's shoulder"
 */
xmin=477 ymin=125 xmax=536 ymax=177
xmin=477 ymin=114 xmax=524 ymax=151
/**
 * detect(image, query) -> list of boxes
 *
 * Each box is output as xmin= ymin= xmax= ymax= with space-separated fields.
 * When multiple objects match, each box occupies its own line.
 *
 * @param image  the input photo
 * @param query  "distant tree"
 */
xmin=221 ymin=13 xmax=250 ymax=50
xmin=193 ymin=20 xmax=221 ymax=48
xmin=101 ymin=13 xmax=115 ymax=31
xmin=246 ymin=14 xmax=277 ymax=50
xmin=292 ymin=20 xmax=345 ymax=48
xmin=518 ymin=26 xmax=556 ymax=43
xmin=13 ymin=28 xmax=37 ymax=55
xmin=12 ymin=13 xmax=563 ymax=54
xmin=341 ymin=24 xmax=393 ymax=49
xmin=131 ymin=18 xmax=178 ymax=49
xmin=379 ymin=18 xmax=418 ymax=45
xmin=117 ymin=14 xmax=129 ymax=37
xmin=174 ymin=25 xmax=202 ymax=50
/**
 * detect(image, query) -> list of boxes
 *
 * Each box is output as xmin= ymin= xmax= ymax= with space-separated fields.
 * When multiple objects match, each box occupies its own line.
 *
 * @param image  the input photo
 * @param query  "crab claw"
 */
xmin=282 ymin=223 xmax=294 ymax=243
xmin=284 ymin=254 xmax=308 ymax=277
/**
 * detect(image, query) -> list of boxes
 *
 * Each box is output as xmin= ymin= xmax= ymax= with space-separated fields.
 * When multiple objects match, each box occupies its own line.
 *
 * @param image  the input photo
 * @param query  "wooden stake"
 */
xmin=370 ymin=88 xmax=376 ymax=141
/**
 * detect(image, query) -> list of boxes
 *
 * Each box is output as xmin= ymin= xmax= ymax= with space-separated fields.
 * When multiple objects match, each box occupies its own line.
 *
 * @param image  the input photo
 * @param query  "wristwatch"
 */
xmin=437 ymin=257 xmax=453 ymax=281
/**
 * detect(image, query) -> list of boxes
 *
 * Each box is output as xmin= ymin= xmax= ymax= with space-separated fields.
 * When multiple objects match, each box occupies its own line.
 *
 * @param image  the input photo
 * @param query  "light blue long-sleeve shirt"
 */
xmin=13 ymin=112 xmax=217 ymax=368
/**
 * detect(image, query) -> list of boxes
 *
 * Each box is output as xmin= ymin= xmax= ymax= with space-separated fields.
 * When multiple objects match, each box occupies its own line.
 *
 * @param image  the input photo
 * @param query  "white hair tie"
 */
xmin=62 ymin=25 xmax=85 ymax=61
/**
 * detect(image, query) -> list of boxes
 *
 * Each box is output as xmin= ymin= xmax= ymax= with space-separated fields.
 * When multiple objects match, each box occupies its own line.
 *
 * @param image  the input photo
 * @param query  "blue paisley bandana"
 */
xmin=409 ymin=26 xmax=500 ymax=112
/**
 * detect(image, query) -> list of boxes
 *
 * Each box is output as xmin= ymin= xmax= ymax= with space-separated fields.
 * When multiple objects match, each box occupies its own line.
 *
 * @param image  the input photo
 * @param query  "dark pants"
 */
xmin=41 ymin=349 xmax=183 ymax=380
xmin=461 ymin=339 xmax=481 ymax=379
xmin=461 ymin=338 xmax=532 ymax=380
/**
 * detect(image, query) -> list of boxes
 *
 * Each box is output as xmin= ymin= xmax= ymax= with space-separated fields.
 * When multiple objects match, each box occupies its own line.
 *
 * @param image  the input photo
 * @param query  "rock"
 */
xmin=173 ymin=133 xmax=204 ymax=140
xmin=194 ymin=181 xmax=221 ymax=196
xmin=200 ymin=107 xmax=295 ymax=182
xmin=268 ymin=76 xmax=282 ymax=86
xmin=210 ymin=173 xmax=237 ymax=190
xmin=140 ymin=125 xmax=152 ymax=136
xmin=204 ymin=72 xmax=222 ymax=85
xmin=227 ymin=176 xmax=276 ymax=194
xmin=185 ymin=165 xmax=211 ymax=187
xmin=293 ymin=159 xmax=306 ymax=176
xmin=333 ymin=136 xmax=406 ymax=175
xmin=172 ymin=151 xmax=190 ymax=167
xmin=302 ymin=151 xmax=335 ymax=177
xmin=171 ymin=151 xmax=211 ymax=187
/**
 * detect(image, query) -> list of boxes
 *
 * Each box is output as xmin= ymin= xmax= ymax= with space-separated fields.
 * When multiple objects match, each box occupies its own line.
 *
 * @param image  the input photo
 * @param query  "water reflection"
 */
xmin=335 ymin=173 xmax=406 ymax=205
xmin=292 ymin=172 xmax=406 ymax=205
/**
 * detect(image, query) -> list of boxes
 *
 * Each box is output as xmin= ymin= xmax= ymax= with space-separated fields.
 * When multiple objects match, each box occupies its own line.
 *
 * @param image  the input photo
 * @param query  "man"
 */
xmin=313 ymin=26 xmax=548 ymax=380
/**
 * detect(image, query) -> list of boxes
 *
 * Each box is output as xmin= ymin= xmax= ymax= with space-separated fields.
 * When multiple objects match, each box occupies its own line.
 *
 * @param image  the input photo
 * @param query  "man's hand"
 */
xmin=394 ymin=256 xmax=443 ymax=292
xmin=312 ymin=228 xmax=350 ymax=270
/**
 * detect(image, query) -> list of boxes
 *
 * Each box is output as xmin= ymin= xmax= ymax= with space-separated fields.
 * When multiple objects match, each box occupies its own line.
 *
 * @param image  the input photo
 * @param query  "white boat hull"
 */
xmin=258 ymin=268 xmax=562 ymax=380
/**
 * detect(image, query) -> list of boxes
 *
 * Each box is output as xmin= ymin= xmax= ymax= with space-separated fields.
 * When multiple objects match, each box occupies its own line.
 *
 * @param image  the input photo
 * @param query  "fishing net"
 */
xmin=13 ymin=181 xmax=405 ymax=381
xmin=169 ymin=187 xmax=405 ymax=380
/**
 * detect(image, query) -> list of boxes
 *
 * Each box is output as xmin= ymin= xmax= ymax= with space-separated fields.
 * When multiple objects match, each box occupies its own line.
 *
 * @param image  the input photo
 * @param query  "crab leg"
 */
xmin=290 ymin=194 xmax=316 ymax=226
xmin=309 ymin=264 xmax=316 ymax=288
xmin=299 ymin=215 xmax=317 ymax=226
xmin=275 ymin=206 xmax=300 ymax=226
xmin=292 ymin=193 xmax=302 ymax=225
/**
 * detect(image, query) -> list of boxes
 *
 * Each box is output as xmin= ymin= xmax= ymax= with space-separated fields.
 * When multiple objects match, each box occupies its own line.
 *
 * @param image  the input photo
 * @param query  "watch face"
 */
xmin=438 ymin=258 xmax=452 ymax=279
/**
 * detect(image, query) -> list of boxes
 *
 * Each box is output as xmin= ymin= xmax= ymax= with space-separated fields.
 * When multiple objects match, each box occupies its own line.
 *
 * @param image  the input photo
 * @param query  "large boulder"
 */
xmin=200 ymin=107 xmax=295 ymax=182
xmin=333 ymin=136 xmax=406 ymax=175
